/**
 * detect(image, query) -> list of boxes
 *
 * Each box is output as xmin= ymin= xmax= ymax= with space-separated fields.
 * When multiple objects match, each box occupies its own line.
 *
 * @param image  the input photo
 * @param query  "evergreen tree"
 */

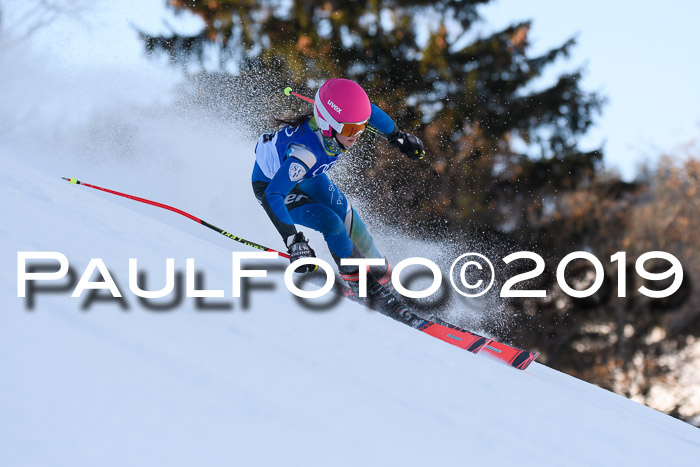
xmin=141 ymin=0 xmax=604 ymax=243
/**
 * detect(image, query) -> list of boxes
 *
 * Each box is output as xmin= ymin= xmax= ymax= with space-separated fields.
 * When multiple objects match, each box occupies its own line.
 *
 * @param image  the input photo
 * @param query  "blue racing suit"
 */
xmin=251 ymin=104 xmax=397 ymax=269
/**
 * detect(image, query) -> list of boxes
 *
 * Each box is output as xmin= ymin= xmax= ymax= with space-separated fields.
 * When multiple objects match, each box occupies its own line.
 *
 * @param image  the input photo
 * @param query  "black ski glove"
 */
xmin=388 ymin=130 xmax=426 ymax=161
xmin=286 ymin=232 xmax=318 ymax=273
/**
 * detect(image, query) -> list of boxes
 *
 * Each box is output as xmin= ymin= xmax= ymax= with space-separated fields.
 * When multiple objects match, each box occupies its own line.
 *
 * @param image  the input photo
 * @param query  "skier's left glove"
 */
xmin=286 ymin=232 xmax=318 ymax=273
xmin=388 ymin=130 xmax=426 ymax=161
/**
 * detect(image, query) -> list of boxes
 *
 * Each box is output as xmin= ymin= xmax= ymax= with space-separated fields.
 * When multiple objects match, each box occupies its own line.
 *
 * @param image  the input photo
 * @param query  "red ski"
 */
xmin=415 ymin=318 xmax=539 ymax=370
xmin=342 ymin=283 xmax=540 ymax=370
xmin=481 ymin=339 xmax=540 ymax=370
xmin=417 ymin=320 xmax=493 ymax=353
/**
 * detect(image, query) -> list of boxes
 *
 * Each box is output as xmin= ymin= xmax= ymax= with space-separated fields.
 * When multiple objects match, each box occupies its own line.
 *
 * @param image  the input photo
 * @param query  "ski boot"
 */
xmin=340 ymin=264 xmax=417 ymax=324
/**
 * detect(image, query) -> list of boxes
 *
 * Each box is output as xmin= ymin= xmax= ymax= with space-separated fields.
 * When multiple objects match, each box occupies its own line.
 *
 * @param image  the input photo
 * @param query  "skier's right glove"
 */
xmin=286 ymin=232 xmax=318 ymax=273
xmin=387 ymin=130 xmax=426 ymax=161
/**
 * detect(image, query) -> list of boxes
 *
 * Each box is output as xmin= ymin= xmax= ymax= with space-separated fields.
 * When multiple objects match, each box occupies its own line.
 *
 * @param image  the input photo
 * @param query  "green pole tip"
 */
xmin=284 ymin=87 xmax=292 ymax=96
xmin=70 ymin=177 xmax=78 ymax=184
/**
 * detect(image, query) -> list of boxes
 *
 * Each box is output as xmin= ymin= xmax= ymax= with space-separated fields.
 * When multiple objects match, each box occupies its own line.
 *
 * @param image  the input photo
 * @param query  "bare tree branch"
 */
xmin=0 ymin=0 xmax=94 ymax=41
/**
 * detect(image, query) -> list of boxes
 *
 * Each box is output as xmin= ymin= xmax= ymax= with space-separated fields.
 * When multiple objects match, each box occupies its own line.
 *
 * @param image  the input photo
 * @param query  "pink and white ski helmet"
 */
xmin=314 ymin=78 xmax=371 ymax=138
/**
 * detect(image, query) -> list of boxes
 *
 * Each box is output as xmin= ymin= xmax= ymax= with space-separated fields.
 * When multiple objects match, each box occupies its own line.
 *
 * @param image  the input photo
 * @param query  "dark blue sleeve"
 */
xmin=262 ymin=156 xmax=309 ymax=239
xmin=369 ymin=103 xmax=398 ymax=137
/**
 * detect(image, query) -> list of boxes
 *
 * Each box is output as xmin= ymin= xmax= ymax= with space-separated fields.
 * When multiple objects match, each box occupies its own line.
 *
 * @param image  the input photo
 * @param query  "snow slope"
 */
xmin=2 ymin=133 xmax=700 ymax=466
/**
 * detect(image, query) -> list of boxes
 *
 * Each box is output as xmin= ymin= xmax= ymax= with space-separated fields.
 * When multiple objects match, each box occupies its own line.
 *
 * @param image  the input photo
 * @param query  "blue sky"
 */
xmin=5 ymin=0 xmax=699 ymax=180
xmin=482 ymin=0 xmax=700 ymax=179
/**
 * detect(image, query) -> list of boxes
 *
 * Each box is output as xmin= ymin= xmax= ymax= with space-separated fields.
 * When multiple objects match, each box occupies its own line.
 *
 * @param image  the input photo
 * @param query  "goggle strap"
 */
xmin=314 ymin=89 xmax=344 ymax=133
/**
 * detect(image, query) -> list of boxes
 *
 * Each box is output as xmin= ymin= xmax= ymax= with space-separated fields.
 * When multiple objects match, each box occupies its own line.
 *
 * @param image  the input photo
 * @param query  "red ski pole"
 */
xmin=62 ymin=177 xmax=290 ymax=259
xmin=283 ymin=86 xmax=314 ymax=104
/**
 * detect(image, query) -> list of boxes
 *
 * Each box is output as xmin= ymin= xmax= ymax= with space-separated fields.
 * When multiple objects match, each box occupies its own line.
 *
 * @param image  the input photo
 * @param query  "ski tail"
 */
xmin=417 ymin=321 xmax=494 ymax=353
xmin=481 ymin=340 xmax=540 ymax=370
xmin=421 ymin=317 xmax=538 ymax=369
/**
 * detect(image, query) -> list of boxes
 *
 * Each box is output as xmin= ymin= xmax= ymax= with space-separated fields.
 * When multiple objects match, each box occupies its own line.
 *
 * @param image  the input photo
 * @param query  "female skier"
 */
xmin=252 ymin=78 xmax=425 ymax=302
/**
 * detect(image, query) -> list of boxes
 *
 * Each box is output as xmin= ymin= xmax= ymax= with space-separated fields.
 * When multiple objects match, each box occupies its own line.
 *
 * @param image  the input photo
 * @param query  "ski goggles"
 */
xmin=337 ymin=120 xmax=368 ymax=137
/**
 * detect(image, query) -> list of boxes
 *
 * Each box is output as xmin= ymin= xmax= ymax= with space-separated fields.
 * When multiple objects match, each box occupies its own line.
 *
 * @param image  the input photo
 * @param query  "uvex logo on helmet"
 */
xmin=327 ymin=99 xmax=342 ymax=114
xmin=314 ymin=79 xmax=370 ymax=138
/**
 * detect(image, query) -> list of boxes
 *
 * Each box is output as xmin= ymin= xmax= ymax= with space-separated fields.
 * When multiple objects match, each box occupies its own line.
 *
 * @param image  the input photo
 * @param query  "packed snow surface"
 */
xmin=2 ymin=140 xmax=699 ymax=466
